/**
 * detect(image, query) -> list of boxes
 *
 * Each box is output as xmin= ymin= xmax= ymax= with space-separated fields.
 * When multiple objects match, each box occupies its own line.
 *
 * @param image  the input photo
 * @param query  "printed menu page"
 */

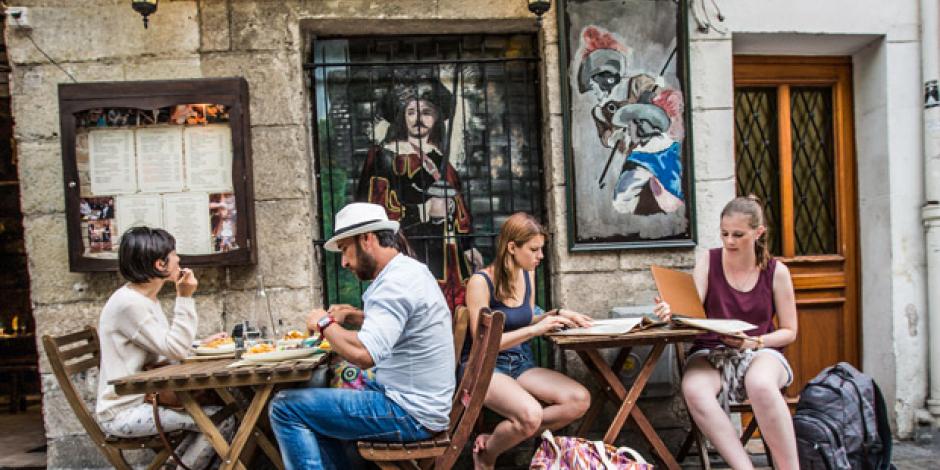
xmin=114 ymin=194 xmax=164 ymax=239
xmin=88 ymin=129 xmax=137 ymax=195
xmin=163 ymin=192 xmax=212 ymax=255
xmin=136 ymin=127 xmax=184 ymax=193
xmin=184 ymin=125 xmax=233 ymax=192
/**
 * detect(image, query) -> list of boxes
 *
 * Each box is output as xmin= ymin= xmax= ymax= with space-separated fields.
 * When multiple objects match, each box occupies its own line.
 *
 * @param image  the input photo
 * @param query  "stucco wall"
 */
xmin=2 ymin=0 xmax=929 ymax=467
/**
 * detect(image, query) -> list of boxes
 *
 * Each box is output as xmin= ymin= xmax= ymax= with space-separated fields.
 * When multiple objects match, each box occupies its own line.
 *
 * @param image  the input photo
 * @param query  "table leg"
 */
xmin=220 ymin=384 xmax=275 ymax=470
xmin=216 ymin=388 xmax=284 ymax=470
xmin=178 ymin=391 xmax=247 ymax=470
xmin=575 ymin=347 xmax=632 ymax=436
xmin=575 ymin=343 xmax=682 ymax=470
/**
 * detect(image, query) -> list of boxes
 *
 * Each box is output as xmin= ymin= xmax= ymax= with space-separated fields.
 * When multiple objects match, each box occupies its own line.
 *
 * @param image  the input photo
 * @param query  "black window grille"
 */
xmin=306 ymin=34 xmax=550 ymax=361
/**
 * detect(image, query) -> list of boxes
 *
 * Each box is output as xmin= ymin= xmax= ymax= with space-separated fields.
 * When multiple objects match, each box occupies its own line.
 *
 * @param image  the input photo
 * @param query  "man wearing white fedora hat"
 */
xmin=268 ymin=202 xmax=455 ymax=470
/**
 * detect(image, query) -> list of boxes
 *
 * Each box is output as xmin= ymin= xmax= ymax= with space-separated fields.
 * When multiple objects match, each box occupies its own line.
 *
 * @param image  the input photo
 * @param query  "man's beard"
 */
xmin=352 ymin=240 xmax=378 ymax=280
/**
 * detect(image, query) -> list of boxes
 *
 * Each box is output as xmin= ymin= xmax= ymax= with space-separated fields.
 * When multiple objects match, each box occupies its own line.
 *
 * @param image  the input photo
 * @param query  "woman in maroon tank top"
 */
xmin=654 ymin=196 xmax=799 ymax=470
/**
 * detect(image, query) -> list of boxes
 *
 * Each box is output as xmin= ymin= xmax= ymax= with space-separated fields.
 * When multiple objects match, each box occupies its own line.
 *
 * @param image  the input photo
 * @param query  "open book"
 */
xmin=650 ymin=265 xmax=757 ymax=338
xmin=551 ymin=317 xmax=645 ymax=336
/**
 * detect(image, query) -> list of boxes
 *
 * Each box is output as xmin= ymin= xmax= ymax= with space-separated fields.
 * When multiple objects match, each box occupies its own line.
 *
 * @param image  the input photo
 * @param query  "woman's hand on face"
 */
xmin=653 ymin=297 xmax=671 ymax=321
xmin=558 ymin=309 xmax=594 ymax=327
xmin=532 ymin=315 xmax=576 ymax=336
xmin=176 ymin=268 xmax=197 ymax=297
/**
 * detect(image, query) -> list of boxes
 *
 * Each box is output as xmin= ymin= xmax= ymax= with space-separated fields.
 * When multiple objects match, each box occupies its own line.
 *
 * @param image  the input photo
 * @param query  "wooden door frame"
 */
xmin=733 ymin=55 xmax=861 ymax=370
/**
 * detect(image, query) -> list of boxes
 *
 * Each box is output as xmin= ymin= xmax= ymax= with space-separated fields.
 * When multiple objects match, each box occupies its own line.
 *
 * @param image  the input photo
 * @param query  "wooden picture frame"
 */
xmin=558 ymin=0 xmax=696 ymax=251
xmin=58 ymin=77 xmax=256 ymax=271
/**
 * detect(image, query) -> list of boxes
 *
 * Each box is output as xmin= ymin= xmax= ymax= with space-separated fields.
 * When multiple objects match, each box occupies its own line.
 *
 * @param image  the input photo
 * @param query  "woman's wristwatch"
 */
xmin=755 ymin=335 xmax=764 ymax=350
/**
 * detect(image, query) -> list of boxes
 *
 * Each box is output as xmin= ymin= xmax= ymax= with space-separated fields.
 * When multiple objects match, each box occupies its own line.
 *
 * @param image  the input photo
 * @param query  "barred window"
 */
xmin=308 ymin=34 xmax=550 ymax=321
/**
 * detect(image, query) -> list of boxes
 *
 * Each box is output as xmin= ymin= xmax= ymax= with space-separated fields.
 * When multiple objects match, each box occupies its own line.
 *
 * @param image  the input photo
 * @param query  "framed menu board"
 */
xmin=58 ymin=77 xmax=257 ymax=271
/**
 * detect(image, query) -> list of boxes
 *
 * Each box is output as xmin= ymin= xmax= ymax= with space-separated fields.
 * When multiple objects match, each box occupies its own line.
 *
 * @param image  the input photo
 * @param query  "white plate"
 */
xmin=241 ymin=347 xmax=317 ymax=362
xmin=195 ymin=343 xmax=237 ymax=355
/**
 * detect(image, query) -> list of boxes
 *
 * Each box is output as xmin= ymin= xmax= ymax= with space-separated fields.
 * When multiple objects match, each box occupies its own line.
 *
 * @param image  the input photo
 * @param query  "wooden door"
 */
xmin=733 ymin=56 xmax=859 ymax=396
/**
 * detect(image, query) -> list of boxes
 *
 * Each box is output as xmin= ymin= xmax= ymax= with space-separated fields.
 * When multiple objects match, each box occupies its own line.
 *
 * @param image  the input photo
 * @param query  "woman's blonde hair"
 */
xmin=720 ymin=195 xmax=771 ymax=269
xmin=491 ymin=212 xmax=548 ymax=302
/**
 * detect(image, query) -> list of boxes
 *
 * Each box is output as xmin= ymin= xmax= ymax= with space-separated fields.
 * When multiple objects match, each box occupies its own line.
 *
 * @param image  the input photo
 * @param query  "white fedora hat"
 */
xmin=324 ymin=202 xmax=400 ymax=252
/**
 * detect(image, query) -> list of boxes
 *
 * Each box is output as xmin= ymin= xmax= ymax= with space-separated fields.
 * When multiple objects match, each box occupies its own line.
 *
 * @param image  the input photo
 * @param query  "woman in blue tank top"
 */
xmin=462 ymin=213 xmax=593 ymax=470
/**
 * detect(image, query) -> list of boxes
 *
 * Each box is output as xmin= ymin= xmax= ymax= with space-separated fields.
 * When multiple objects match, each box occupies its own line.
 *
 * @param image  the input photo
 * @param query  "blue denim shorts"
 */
xmin=494 ymin=349 xmax=536 ymax=380
xmin=457 ymin=345 xmax=536 ymax=382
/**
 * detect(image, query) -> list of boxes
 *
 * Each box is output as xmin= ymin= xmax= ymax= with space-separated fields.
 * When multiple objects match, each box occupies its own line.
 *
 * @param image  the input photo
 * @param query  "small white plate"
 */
xmin=195 ymin=343 xmax=237 ymax=355
xmin=241 ymin=347 xmax=317 ymax=362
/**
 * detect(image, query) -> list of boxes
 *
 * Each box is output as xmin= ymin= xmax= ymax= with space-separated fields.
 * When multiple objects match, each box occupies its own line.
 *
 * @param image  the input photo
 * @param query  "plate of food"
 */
xmin=276 ymin=330 xmax=309 ymax=350
xmin=241 ymin=342 xmax=318 ymax=362
xmin=195 ymin=337 xmax=236 ymax=355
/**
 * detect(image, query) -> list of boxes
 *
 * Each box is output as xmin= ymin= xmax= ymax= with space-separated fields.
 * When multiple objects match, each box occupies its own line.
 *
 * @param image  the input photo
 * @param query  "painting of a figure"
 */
xmin=561 ymin=0 xmax=694 ymax=249
xmin=356 ymin=74 xmax=479 ymax=310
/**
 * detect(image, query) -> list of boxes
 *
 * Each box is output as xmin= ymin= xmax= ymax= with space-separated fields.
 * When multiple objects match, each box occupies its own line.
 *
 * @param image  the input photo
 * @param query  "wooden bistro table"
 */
xmin=110 ymin=355 xmax=328 ymax=470
xmin=548 ymin=326 xmax=704 ymax=470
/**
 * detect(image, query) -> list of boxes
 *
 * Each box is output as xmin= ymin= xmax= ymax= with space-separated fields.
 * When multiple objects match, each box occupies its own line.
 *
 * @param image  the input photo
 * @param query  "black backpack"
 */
xmin=793 ymin=362 xmax=895 ymax=469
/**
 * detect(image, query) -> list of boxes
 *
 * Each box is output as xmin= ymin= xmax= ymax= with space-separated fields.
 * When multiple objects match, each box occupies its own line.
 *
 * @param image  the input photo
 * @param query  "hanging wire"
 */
xmin=690 ymin=0 xmax=728 ymax=35
xmin=2 ymin=3 xmax=78 ymax=82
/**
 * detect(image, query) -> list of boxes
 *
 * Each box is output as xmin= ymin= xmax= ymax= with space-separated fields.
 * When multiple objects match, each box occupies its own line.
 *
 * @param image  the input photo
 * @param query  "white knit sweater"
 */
xmin=95 ymin=285 xmax=197 ymax=422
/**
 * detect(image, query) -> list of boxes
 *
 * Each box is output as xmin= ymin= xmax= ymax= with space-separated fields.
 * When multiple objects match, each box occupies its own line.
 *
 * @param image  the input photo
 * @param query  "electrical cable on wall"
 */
xmin=1 ymin=3 xmax=78 ymax=83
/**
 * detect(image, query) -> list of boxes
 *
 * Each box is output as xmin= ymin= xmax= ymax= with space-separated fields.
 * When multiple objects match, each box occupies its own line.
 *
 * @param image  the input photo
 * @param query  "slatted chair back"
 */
xmin=42 ymin=326 xmax=175 ymax=470
xmin=435 ymin=307 xmax=505 ymax=470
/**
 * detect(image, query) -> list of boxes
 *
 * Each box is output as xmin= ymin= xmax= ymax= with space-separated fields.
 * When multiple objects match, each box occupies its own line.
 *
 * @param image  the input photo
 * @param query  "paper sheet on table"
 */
xmin=553 ymin=317 xmax=643 ymax=336
xmin=673 ymin=317 xmax=757 ymax=336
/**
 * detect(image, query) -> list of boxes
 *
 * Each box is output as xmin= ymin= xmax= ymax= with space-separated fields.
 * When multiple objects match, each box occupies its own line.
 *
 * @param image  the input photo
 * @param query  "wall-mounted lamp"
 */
xmin=528 ymin=0 xmax=551 ymax=26
xmin=131 ymin=0 xmax=158 ymax=28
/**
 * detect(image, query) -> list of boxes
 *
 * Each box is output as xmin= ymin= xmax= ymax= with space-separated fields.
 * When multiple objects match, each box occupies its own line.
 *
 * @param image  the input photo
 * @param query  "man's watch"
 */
xmin=317 ymin=313 xmax=337 ymax=333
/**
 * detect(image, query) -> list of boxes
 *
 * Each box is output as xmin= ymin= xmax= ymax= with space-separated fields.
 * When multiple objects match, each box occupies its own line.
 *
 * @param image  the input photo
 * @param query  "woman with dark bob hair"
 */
xmin=95 ymin=227 xmax=230 ymax=469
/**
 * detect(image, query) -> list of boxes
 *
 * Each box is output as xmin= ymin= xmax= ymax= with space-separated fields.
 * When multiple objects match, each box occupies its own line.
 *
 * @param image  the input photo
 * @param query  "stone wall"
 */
xmin=0 ymin=0 xmax=762 ymax=467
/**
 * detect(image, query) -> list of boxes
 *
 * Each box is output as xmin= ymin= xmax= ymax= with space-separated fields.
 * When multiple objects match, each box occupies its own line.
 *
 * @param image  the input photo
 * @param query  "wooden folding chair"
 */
xmin=674 ymin=344 xmax=799 ymax=469
xmin=357 ymin=308 xmax=505 ymax=470
xmin=41 ymin=326 xmax=189 ymax=470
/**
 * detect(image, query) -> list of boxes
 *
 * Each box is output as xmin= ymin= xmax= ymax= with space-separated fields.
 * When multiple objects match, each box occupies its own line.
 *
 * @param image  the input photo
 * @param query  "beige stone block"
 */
xmin=689 ymin=39 xmax=733 ymax=111
xmin=40 ymin=372 xmax=98 ymax=438
xmin=694 ymin=179 xmax=736 ymax=249
xmin=253 ymin=198 xmax=314 ymax=288
xmin=618 ymin=250 xmax=695 ymax=272
xmin=33 ymin=301 xmax=104 ymax=373
xmin=437 ymin=0 xmax=530 ymax=19
xmin=11 ymin=62 xmax=124 ymax=141
xmin=691 ymin=108 xmax=735 ymax=181
xmin=542 ymin=43 xmax=564 ymax=117
xmin=545 ymin=113 xmax=566 ymax=187
xmin=251 ymin=125 xmax=312 ymax=200
xmin=199 ymin=0 xmax=231 ymax=52
xmin=123 ymin=55 xmax=203 ymax=81
xmin=23 ymin=215 xmax=122 ymax=305
xmin=5 ymin=2 xmax=199 ymax=66
xmin=16 ymin=140 xmax=64 ymax=215
xmin=152 ymin=293 xmax=225 ymax=338
xmin=222 ymin=286 xmax=318 ymax=332
xmin=200 ymin=51 xmax=306 ymax=126
xmin=554 ymin=249 xmax=619 ymax=274
xmin=230 ymin=1 xmax=296 ymax=51
xmin=555 ymin=270 xmax=657 ymax=317
xmin=540 ymin=7 xmax=560 ymax=46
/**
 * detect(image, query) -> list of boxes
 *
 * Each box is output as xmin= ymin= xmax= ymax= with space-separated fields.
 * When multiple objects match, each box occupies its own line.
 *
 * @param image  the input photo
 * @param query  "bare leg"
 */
xmin=745 ymin=354 xmax=799 ymax=470
xmin=516 ymin=367 xmax=591 ymax=430
xmin=682 ymin=355 xmax=754 ymax=470
xmin=473 ymin=373 xmax=544 ymax=469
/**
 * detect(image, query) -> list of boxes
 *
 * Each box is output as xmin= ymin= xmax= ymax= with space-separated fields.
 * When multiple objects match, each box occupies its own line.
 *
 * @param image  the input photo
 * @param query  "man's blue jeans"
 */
xmin=269 ymin=382 xmax=434 ymax=470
